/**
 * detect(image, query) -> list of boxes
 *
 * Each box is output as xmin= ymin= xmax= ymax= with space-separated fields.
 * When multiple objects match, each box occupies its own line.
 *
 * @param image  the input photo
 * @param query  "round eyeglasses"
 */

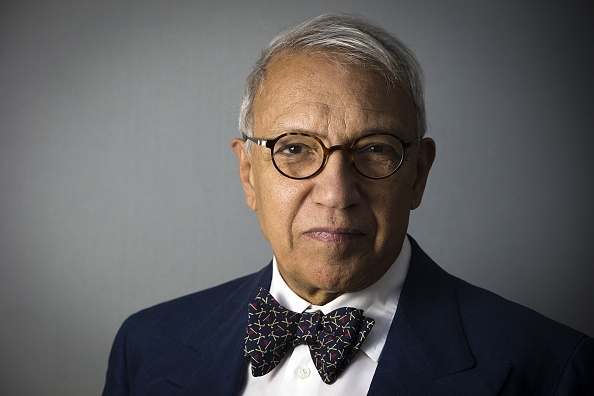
xmin=243 ymin=132 xmax=419 ymax=180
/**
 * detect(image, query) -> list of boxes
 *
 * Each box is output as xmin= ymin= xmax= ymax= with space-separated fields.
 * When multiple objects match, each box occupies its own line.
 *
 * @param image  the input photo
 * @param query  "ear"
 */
xmin=231 ymin=138 xmax=258 ymax=211
xmin=411 ymin=137 xmax=436 ymax=210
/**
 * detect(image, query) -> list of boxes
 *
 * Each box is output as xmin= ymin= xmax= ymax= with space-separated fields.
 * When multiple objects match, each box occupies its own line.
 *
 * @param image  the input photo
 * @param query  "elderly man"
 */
xmin=103 ymin=14 xmax=593 ymax=395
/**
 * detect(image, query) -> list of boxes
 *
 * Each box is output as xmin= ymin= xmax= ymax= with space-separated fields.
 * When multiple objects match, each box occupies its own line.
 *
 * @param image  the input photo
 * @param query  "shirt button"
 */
xmin=296 ymin=366 xmax=310 ymax=379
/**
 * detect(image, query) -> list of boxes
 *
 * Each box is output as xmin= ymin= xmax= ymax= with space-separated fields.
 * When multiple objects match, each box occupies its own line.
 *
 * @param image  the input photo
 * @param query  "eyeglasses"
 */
xmin=243 ymin=132 xmax=419 ymax=180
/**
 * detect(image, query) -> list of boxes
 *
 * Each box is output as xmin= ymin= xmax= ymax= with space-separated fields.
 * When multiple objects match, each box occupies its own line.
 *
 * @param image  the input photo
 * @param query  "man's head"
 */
xmin=231 ymin=14 xmax=435 ymax=305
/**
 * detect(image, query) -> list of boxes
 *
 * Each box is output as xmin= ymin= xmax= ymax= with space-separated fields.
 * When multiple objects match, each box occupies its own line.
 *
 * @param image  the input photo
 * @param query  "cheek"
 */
xmin=254 ymin=174 xmax=306 ymax=242
xmin=370 ymin=180 xmax=414 ymax=239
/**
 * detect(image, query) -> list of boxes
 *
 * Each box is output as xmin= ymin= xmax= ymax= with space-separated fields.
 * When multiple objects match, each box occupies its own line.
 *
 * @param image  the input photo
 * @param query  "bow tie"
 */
xmin=244 ymin=287 xmax=375 ymax=384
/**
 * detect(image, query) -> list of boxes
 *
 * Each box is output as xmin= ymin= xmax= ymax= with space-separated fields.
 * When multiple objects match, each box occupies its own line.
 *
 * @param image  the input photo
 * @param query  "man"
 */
xmin=102 ymin=13 xmax=593 ymax=395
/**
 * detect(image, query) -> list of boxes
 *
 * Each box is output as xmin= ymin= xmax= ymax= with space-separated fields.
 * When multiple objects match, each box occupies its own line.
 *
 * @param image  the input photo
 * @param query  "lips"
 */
xmin=303 ymin=228 xmax=364 ymax=243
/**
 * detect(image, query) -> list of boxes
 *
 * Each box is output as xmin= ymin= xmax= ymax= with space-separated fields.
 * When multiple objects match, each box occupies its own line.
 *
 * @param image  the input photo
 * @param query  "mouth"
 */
xmin=303 ymin=228 xmax=364 ymax=243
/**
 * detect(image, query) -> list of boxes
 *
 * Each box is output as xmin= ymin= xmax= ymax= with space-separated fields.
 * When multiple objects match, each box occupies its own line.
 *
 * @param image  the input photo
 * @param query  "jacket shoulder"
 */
xmin=102 ymin=265 xmax=271 ymax=395
xmin=453 ymin=275 xmax=594 ymax=393
xmin=403 ymin=238 xmax=593 ymax=394
xmin=408 ymin=237 xmax=587 ymax=346
xmin=123 ymin=265 xmax=270 ymax=338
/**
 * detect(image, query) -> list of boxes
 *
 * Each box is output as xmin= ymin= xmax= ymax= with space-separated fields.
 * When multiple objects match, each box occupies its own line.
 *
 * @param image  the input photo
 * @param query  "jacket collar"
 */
xmin=369 ymin=236 xmax=510 ymax=394
xmin=399 ymin=236 xmax=475 ymax=377
xmin=163 ymin=265 xmax=273 ymax=395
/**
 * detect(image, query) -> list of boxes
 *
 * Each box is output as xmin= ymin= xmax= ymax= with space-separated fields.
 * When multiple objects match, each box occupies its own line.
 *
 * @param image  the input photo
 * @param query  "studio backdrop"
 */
xmin=1 ymin=1 xmax=592 ymax=395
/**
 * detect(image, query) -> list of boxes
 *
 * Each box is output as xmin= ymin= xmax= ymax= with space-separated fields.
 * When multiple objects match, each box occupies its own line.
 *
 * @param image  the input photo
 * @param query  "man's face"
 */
xmin=232 ymin=51 xmax=435 ymax=304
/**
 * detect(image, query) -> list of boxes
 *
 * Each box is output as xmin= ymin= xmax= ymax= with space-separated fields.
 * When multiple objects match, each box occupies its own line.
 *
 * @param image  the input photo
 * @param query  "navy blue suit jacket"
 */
xmin=103 ymin=238 xmax=594 ymax=395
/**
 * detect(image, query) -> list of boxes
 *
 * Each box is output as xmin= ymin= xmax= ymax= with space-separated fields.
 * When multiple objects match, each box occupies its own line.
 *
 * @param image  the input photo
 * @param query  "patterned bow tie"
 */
xmin=244 ymin=287 xmax=375 ymax=384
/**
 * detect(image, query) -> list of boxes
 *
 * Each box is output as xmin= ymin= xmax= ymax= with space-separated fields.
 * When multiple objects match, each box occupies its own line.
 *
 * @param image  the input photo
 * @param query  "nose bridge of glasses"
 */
xmin=320 ymin=144 xmax=356 ymax=176
xmin=326 ymin=144 xmax=355 ymax=160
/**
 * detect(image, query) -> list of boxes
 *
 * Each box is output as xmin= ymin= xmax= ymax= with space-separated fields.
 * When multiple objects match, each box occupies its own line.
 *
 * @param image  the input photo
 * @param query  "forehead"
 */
xmin=252 ymin=51 xmax=415 ymax=140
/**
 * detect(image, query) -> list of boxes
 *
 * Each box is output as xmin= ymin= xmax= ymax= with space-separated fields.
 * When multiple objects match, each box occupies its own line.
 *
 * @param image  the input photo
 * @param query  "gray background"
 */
xmin=1 ymin=0 xmax=593 ymax=394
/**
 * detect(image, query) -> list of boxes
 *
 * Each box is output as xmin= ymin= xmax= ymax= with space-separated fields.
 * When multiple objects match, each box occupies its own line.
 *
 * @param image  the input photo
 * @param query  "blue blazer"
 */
xmin=103 ymin=238 xmax=594 ymax=395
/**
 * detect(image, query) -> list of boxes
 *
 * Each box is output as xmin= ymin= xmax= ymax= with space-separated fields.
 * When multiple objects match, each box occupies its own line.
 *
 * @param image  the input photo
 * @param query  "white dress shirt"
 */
xmin=240 ymin=236 xmax=411 ymax=396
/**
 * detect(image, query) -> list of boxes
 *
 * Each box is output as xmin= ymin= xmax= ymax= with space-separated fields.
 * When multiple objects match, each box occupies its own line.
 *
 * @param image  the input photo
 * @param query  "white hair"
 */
xmin=238 ymin=13 xmax=426 ymax=145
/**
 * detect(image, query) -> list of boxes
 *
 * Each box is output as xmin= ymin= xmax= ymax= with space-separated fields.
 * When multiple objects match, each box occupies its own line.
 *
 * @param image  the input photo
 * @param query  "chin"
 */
xmin=307 ymin=265 xmax=367 ymax=294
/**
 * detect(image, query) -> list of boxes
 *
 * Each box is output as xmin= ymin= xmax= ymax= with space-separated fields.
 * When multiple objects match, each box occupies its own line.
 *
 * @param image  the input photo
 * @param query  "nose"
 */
xmin=311 ymin=149 xmax=361 ymax=209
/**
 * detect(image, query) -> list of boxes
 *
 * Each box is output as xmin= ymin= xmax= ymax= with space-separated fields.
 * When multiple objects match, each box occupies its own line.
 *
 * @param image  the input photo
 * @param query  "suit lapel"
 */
xmin=153 ymin=265 xmax=273 ymax=395
xmin=369 ymin=238 xmax=510 ymax=395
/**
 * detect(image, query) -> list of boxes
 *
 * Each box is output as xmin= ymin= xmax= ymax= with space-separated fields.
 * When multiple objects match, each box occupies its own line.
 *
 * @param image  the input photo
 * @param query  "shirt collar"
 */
xmin=269 ymin=236 xmax=411 ymax=362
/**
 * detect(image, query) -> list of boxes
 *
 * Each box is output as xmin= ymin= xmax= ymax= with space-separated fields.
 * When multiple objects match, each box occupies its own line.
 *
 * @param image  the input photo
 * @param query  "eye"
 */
xmin=360 ymin=143 xmax=395 ymax=154
xmin=366 ymin=144 xmax=387 ymax=153
xmin=275 ymin=143 xmax=308 ymax=156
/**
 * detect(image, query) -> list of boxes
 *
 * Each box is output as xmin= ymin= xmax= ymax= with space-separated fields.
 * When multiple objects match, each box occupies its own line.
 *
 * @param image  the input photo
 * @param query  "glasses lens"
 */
xmin=353 ymin=134 xmax=404 ymax=178
xmin=272 ymin=134 xmax=324 ymax=179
